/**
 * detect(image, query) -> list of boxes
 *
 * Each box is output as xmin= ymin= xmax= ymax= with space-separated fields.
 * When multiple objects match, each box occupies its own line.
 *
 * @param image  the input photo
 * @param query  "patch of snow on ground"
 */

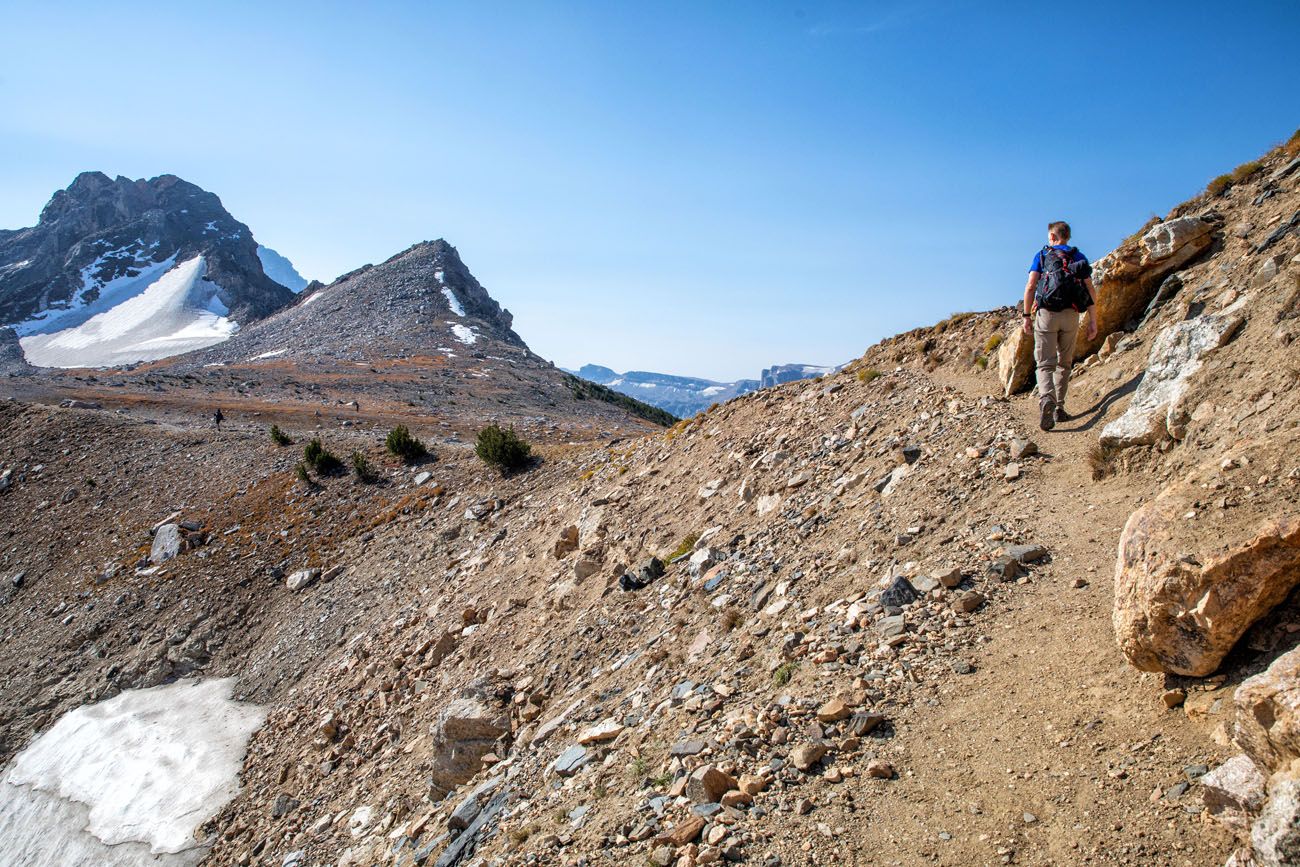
xmin=434 ymin=270 xmax=445 ymax=283
xmin=0 ymin=678 xmax=265 ymax=866
xmin=441 ymin=287 xmax=466 ymax=317
xmin=701 ymin=385 xmax=725 ymax=396
xmin=450 ymin=323 xmax=477 ymax=345
xmin=300 ymin=288 xmax=327 ymax=307
xmin=18 ymin=256 xmax=240 ymax=368
xmin=250 ymin=348 xmax=288 ymax=360
xmin=203 ymin=221 xmax=218 ymax=233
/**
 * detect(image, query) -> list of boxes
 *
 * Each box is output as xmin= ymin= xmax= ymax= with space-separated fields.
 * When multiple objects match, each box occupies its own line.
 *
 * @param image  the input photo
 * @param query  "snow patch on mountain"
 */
xmin=0 ymin=678 xmax=264 ymax=865
xmin=256 ymin=245 xmax=308 ymax=293
xmin=450 ymin=322 xmax=477 ymax=345
xmin=18 ymin=256 xmax=240 ymax=368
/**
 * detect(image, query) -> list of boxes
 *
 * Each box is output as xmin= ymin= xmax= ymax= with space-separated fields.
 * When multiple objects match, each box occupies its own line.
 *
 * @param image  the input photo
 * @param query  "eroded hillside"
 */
xmin=1 ymin=135 xmax=1298 ymax=867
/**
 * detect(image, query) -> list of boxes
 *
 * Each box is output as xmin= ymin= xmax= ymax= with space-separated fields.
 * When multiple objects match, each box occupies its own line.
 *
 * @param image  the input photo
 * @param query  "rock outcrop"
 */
xmin=1100 ymin=298 xmax=1245 ymax=447
xmin=1113 ymin=454 xmax=1300 ymax=676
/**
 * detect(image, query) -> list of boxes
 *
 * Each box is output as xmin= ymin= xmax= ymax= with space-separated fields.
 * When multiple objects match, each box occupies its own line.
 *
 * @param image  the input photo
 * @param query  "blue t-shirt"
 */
xmin=1030 ymin=244 xmax=1088 ymax=274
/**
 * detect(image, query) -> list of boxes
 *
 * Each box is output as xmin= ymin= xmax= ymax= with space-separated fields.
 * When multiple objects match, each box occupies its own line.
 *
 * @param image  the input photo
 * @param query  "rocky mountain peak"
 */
xmin=0 ymin=172 xmax=298 ymax=364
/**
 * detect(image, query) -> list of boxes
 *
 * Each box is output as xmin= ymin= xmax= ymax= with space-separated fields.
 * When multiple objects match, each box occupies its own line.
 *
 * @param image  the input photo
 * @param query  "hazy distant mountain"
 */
xmin=0 ymin=172 xmax=295 ymax=368
xmin=256 ymin=245 xmax=309 ymax=293
xmin=573 ymin=361 xmax=844 ymax=416
xmin=571 ymin=364 xmax=759 ymax=417
xmin=760 ymin=363 xmax=839 ymax=388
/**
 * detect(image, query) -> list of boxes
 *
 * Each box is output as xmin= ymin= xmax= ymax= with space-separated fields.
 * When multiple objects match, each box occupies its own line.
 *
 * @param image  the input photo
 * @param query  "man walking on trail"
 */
xmin=212 ymin=407 xmax=224 ymax=431
xmin=1022 ymin=221 xmax=1098 ymax=431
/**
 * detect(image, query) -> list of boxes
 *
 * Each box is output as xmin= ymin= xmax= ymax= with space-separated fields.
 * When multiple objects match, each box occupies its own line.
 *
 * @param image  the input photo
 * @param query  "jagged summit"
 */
xmin=0 ymin=172 xmax=299 ymax=367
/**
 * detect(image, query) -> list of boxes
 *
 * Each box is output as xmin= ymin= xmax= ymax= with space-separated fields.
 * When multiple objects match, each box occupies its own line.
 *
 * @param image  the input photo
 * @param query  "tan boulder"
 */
xmin=996 ymin=323 xmax=1035 ymax=396
xmin=1235 ymin=646 xmax=1300 ymax=774
xmin=1113 ymin=459 xmax=1300 ymax=676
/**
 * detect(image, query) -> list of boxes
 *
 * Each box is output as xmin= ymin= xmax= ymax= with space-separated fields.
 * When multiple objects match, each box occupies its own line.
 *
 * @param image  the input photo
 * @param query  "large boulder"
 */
xmin=150 ymin=524 xmax=183 ymax=564
xmin=1235 ymin=646 xmax=1300 ymax=775
xmin=428 ymin=690 xmax=510 ymax=795
xmin=1100 ymin=299 xmax=1245 ymax=447
xmin=996 ymin=324 xmax=1035 ymax=396
xmin=1113 ymin=456 xmax=1300 ymax=676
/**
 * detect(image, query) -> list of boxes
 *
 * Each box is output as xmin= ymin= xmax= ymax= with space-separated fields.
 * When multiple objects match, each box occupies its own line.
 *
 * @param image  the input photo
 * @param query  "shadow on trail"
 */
xmin=1056 ymin=371 xmax=1144 ymax=433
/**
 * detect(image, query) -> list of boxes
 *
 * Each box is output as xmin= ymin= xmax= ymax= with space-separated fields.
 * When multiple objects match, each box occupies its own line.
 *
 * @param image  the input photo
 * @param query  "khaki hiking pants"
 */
xmin=1034 ymin=307 xmax=1080 ymax=407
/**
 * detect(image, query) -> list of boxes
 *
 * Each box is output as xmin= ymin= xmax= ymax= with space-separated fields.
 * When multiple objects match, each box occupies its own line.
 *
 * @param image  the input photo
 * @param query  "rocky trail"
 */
xmin=1 ymin=138 xmax=1298 ymax=867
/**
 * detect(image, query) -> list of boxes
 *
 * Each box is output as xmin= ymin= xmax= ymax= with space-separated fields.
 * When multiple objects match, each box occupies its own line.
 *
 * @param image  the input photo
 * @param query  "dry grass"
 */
xmin=1088 ymin=442 xmax=1117 ymax=481
xmin=1285 ymin=128 xmax=1300 ymax=158
xmin=721 ymin=606 xmax=743 ymax=631
xmin=857 ymin=367 xmax=882 ymax=383
xmin=983 ymin=332 xmax=1004 ymax=353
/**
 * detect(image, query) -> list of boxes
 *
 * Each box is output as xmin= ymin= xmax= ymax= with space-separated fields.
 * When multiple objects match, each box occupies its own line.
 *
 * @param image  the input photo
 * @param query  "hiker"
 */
xmin=212 ymin=407 xmax=224 ymax=431
xmin=1022 ymin=220 xmax=1098 ymax=431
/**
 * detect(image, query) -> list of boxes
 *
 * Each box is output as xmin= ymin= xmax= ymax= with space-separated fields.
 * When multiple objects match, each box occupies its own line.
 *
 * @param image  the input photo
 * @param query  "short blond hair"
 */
xmin=1048 ymin=221 xmax=1071 ymax=242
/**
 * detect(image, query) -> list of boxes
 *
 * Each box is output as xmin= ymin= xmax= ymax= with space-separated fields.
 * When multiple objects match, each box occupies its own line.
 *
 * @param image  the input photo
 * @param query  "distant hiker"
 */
xmin=212 ymin=407 xmax=224 ymax=431
xmin=1022 ymin=221 xmax=1098 ymax=431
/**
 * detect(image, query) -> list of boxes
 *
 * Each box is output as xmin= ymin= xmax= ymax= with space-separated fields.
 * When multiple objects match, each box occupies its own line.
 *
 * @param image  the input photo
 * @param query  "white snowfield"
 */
xmin=16 ymin=255 xmax=240 ymax=368
xmin=450 ymin=322 xmax=477 ymax=345
xmin=0 ymin=678 xmax=265 ymax=866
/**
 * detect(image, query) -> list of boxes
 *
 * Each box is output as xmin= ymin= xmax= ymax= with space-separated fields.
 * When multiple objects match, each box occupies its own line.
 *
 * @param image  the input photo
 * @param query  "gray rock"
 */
xmin=150 ymin=524 xmax=182 ymax=564
xmin=878 ymin=576 xmax=918 ymax=608
xmin=554 ymin=745 xmax=589 ymax=776
xmin=270 ymin=793 xmax=300 ymax=818
xmin=875 ymin=615 xmax=907 ymax=638
xmin=670 ymin=739 xmax=708 ymax=757
xmin=1008 ymin=544 xmax=1047 ymax=564
xmin=988 ymin=555 xmax=1022 ymax=581
xmin=286 ymin=568 xmax=320 ymax=591
xmin=449 ymin=775 xmax=502 ymax=831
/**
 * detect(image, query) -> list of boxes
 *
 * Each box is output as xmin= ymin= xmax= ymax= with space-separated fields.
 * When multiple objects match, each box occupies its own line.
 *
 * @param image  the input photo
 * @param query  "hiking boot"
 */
xmin=1054 ymin=406 xmax=1072 ymax=423
xmin=1039 ymin=396 xmax=1056 ymax=431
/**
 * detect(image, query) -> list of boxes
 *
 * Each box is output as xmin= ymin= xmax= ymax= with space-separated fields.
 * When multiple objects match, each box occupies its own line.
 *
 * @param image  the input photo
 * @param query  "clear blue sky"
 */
xmin=2 ymin=1 xmax=1297 ymax=380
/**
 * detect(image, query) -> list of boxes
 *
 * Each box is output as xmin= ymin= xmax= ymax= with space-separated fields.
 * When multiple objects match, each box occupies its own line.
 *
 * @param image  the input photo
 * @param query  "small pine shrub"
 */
xmin=983 ymin=332 xmax=1003 ymax=353
xmin=385 ymin=425 xmax=427 ymax=463
xmin=295 ymin=462 xmax=311 ymax=483
xmin=475 ymin=424 xmax=533 ymax=475
xmin=351 ymin=451 xmax=379 ymax=483
xmin=303 ymin=438 xmax=343 ymax=475
xmin=270 ymin=424 xmax=292 ymax=446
